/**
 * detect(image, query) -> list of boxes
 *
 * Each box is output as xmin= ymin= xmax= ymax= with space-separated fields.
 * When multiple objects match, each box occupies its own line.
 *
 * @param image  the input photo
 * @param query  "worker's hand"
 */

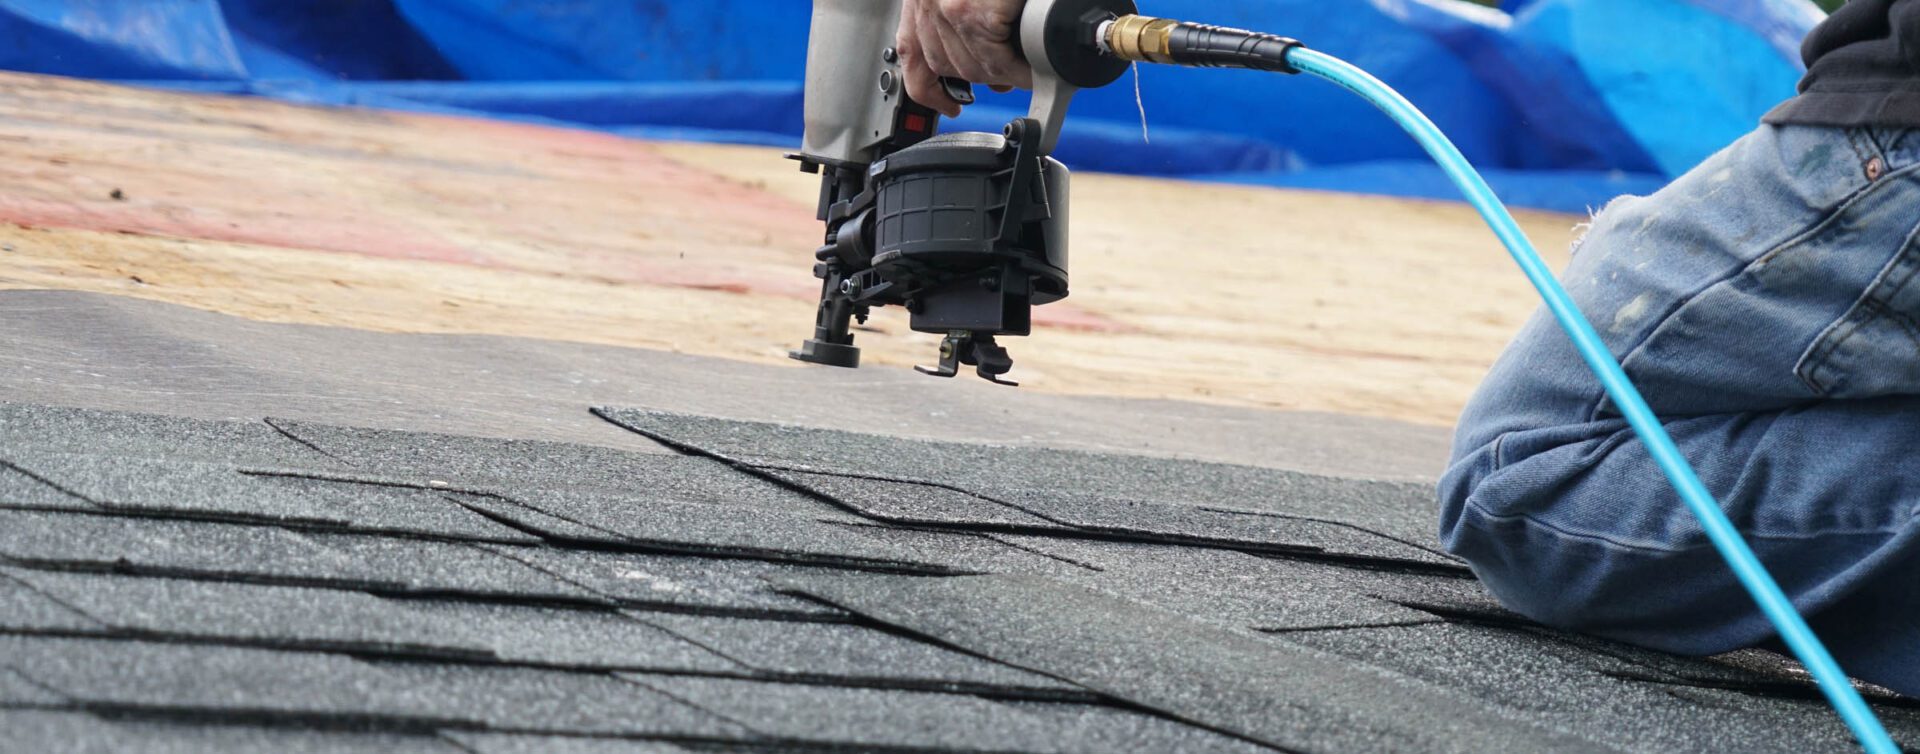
xmin=897 ymin=0 xmax=1033 ymax=117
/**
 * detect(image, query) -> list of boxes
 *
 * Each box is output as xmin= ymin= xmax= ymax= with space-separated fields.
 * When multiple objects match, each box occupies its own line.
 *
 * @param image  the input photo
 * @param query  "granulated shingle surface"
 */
xmin=441 ymin=731 xmax=694 ymax=753
xmin=634 ymin=611 xmax=1079 ymax=693
xmin=478 ymin=545 xmax=843 ymax=618
xmin=2 ymin=402 xmax=1913 ymax=752
xmin=778 ymin=572 xmax=1608 ymax=753
xmin=0 ymin=710 xmax=464 ymax=753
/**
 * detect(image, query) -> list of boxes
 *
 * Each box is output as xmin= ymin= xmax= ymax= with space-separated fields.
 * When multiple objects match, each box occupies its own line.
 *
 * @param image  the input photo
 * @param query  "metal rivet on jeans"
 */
xmin=1866 ymin=156 xmax=1885 ymax=181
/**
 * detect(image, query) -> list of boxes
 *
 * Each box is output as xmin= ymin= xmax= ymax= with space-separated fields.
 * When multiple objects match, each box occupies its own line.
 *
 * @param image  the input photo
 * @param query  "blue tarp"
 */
xmin=0 ymin=0 xmax=1823 ymax=213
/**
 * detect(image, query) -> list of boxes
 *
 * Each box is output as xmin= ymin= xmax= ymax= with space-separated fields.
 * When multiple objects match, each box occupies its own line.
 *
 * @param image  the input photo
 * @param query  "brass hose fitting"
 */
xmin=1102 ymin=14 xmax=1178 ymax=65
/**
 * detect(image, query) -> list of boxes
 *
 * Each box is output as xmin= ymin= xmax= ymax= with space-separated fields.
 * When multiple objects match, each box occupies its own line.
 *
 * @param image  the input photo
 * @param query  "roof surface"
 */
xmin=2 ymin=291 xmax=1917 ymax=753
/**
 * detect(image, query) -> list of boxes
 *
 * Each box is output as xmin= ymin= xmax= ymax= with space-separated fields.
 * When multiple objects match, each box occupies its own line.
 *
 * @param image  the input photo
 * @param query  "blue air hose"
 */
xmin=1280 ymin=46 xmax=1899 ymax=753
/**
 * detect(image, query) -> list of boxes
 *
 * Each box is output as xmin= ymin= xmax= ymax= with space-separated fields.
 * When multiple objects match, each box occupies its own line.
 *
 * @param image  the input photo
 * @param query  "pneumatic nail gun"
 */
xmin=787 ymin=0 xmax=1135 ymax=385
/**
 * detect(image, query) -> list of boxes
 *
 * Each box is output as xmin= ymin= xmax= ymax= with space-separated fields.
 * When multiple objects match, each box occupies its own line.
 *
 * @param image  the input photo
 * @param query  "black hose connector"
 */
xmin=1165 ymin=23 xmax=1303 ymax=74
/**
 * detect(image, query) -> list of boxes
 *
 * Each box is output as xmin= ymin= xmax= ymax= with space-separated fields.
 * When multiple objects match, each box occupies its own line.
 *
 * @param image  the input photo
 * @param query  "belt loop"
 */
xmin=1847 ymin=128 xmax=1889 ymax=182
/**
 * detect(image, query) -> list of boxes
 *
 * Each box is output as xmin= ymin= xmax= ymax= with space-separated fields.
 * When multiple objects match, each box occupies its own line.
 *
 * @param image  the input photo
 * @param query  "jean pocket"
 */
xmin=1795 ymin=218 xmax=1920 ymax=397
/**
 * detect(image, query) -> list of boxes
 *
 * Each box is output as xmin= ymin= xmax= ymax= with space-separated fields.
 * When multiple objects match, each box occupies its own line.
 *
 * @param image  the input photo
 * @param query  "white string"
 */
xmin=1131 ymin=62 xmax=1150 ymax=144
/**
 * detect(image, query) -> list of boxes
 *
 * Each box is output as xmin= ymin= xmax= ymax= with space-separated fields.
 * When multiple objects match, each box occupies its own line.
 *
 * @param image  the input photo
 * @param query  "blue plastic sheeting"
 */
xmin=0 ymin=0 xmax=1822 ymax=212
xmin=1508 ymin=0 xmax=1814 ymax=177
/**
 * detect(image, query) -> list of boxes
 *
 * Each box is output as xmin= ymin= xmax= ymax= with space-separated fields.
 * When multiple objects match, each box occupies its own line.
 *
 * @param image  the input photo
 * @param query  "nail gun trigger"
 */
xmin=939 ymin=77 xmax=976 ymax=106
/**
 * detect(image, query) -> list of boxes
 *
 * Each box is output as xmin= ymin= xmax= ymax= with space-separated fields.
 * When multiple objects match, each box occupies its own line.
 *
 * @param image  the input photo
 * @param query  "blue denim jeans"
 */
xmin=1441 ymin=124 xmax=1920 ymax=695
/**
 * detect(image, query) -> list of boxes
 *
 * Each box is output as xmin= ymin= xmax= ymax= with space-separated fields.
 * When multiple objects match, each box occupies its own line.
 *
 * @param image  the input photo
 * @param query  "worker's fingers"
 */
xmin=989 ymin=84 xmax=1013 ymax=93
xmin=928 ymin=6 xmax=997 ymax=85
xmin=938 ymin=0 xmax=1033 ymax=89
xmin=897 ymin=20 xmax=964 ymax=116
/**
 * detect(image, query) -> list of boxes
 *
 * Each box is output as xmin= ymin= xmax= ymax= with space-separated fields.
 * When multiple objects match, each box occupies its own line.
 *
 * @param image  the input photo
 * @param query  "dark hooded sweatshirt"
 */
xmin=1765 ymin=0 xmax=1920 ymax=126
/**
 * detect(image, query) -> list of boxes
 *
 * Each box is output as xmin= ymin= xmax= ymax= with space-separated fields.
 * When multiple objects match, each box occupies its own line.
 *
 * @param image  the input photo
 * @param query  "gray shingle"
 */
xmin=6 ymin=568 xmax=740 ymax=672
xmin=634 ymin=611 xmax=1080 ymax=694
xmin=500 ymin=488 xmax=951 ymax=572
xmin=448 ymin=493 xmax=624 ymax=545
xmin=991 ymin=536 xmax=1451 ymax=632
xmin=4 ymin=400 xmax=1895 ymax=754
xmin=2 ymin=636 xmax=749 ymax=739
xmin=2 ymin=453 xmax=328 ymax=526
xmin=266 ymin=418 xmax=678 ymax=483
xmin=0 ymin=710 xmax=463 ymax=753
xmin=620 ymin=674 xmax=1090 ymax=752
xmin=303 ymin=535 xmax=602 ymax=603
xmin=402 ymin=602 xmax=742 ymax=671
xmin=440 ymin=732 xmax=694 ymax=754
xmin=0 ymin=509 xmax=392 ymax=588
xmin=269 ymin=419 xmax=849 ymax=519
xmin=1274 ymin=622 xmax=1920 ymax=753
xmin=0 ymin=572 xmax=104 ymax=632
xmin=373 ymin=663 xmax=751 ymax=739
xmin=758 ymin=467 xmax=1064 ymax=529
xmin=478 ymin=546 xmax=843 ymax=619
xmin=0 ymin=453 xmax=536 ymax=542
xmin=0 ymin=511 xmax=606 ymax=603
xmin=1005 ymin=490 xmax=1458 ymax=565
xmin=0 ymin=463 xmax=95 ymax=509
xmin=779 ymin=573 xmax=1607 ymax=754
xmin=596 ymin=408 xmax=1440 ymax=544
xmin=1004 ymin=702 xmax=1283 ymax=753
xmin=825 ymin=521 xmax=1095 ymax=577
xmin=758 ymin=462 xmax=1459 ymax=567
xmin=245 ymin=472 xmax=543 ymax=543
xmin=4 ymin=568 xmax=494 ymax=658
xmin=1 ymin=667 xmax=65 ymax=705
xmin=0 ymin=403 xmax=331 ymax=467
xmin=1 ymin=636 xmax=463 ymax=722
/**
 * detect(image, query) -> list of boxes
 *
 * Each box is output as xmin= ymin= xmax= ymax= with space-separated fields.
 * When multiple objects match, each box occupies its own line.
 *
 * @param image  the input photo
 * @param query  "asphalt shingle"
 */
xmin=5 ymin=568 xmax=741 ymax=671
xmin=0 ymin=572 xmax=104 ymax=633
xmin=0 ymin=667 xmax=65 ymax=705
xmin=1275 ymin=622 xmax=1920 ymax=753
xmin=596 ymin=408 xmax=1440 ymax=544
xmin=0 ymin=453 xmax=536 ymax=542
xmin=759 ymin=467 xmax=1065 ymax=529
xmin=0 ymin=462 xmax=95 ymax=509
xmin=780 ymin=572 xmax=1608 ymax=754
xmin=499 ymin=488 xmax=951 ymax=572
xmin=0 ymin=710 xmax=465 ymax=754
xmin=622 ymin=674 xmax=1094 ymax=752
xmin=440 ymin=732 xmax=694 ymax=754
xmin=304 ymin=535 xmax=603 ymax=603
xmin=404 ymin=601 xmax=743 ymax=671
xmin=478 ymin=545 xmax=843 ymax=619
xmin=270 ymin=419 xmax=849 ymax=519
xmin=991 ymin=536 xmax=1450 ymax=632
xmin=826 ymin=521 xmax=1095 ymax=576
xmin=0 ymin=403 xmax=331 ymax=468
xmin=2 ymin=636 xmax=462 ymax=722
xmin=0 ymin=509 xmax=385 ymax=586
xmin=634 ymin=611 xmax=1081 ymax=694
xmin=4 ymin=402 xmax=1912 ymax=753
xmin=3 ymin=568 xmax=496 ymax=658
xmin=371 ymin=663 xmax=751 ymax=739
xmin=2 ymin=635 xmax=749 ymax=739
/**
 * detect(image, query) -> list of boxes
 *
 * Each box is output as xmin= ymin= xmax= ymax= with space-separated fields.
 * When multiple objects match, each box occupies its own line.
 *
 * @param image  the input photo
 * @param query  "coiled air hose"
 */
xmin=1100 ymin=15 xmax=1900 ymax=754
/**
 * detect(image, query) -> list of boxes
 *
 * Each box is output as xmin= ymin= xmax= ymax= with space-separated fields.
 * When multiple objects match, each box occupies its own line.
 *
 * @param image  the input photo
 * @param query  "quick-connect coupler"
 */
xmin=1097 ymin=15 xmax=1304 ymax=73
